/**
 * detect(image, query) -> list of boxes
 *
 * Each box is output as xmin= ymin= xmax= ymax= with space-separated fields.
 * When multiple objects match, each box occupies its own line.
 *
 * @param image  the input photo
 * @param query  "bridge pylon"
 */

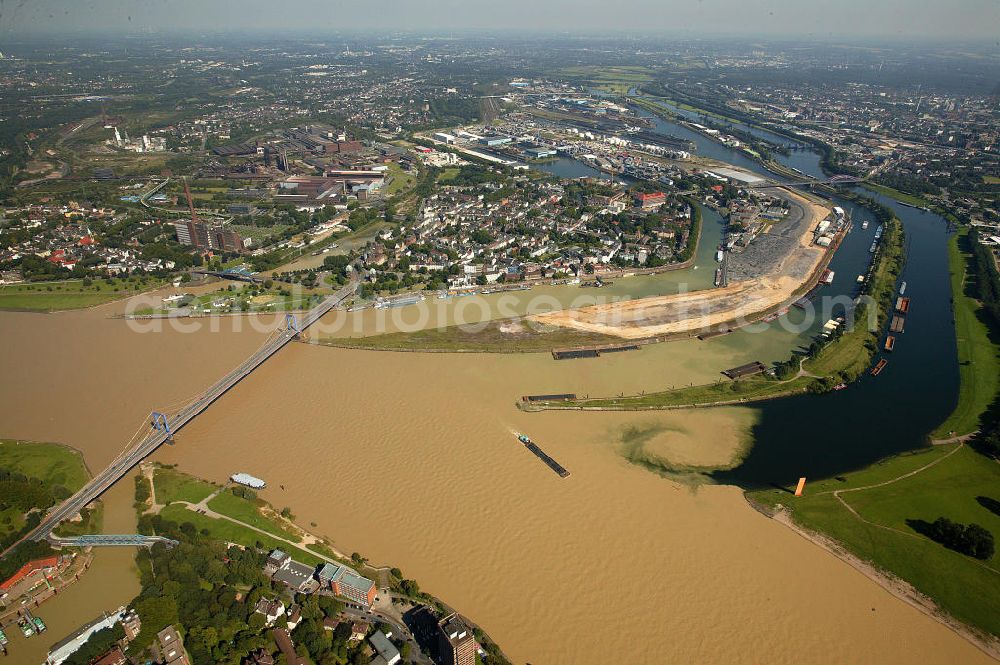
xmin=150 ymin=411 xmax=173 ymax=442
xmin=285 ymin=313 xmax=301 ymax=336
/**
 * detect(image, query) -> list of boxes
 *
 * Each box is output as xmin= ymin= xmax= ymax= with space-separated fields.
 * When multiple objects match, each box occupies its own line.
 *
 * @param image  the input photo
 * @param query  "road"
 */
xmin=11 ymin=281 xmax=356 ymax=549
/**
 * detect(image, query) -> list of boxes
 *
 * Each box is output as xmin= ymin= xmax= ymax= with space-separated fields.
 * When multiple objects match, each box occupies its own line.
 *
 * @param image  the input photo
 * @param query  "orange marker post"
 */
xmin=794 ymin=477 xmax=807 ymax=497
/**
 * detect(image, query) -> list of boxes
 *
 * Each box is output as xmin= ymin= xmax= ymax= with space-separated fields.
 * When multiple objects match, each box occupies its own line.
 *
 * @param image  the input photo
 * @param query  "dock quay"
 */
xmin=792 ymin=285 xmax=822 ymax=310
xmin=722 ymin=361 xmax=768 ymax=379
xmin=551 ymin=344 xmax=640 ymax=360
xmin=552 ymin=348 xmax=599 ymax=360
xmin=516 ymin=434 xmax=571 ymax=478
xmin=697 ymin=328 xmax=732 ymax=341
xmin=521 ymin=393 xmax=577 ymax=403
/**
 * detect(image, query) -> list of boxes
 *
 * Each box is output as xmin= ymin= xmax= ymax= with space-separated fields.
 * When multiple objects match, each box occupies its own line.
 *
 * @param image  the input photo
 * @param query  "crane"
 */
xmin=183 ymin=176 xmax=198 ymax=224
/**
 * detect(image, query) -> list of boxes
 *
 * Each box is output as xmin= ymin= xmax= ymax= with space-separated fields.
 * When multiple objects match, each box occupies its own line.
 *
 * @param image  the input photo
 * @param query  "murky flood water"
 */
xmin=0 ymin=300 xmax=991 ymax=664
xmin=0 ymin=104 xmax=983 ymax=664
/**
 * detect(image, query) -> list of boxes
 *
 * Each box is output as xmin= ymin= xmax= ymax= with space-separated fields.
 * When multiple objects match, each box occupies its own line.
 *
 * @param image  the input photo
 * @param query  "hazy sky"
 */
xmin=1 ymin=0 xmax=998 ymax=40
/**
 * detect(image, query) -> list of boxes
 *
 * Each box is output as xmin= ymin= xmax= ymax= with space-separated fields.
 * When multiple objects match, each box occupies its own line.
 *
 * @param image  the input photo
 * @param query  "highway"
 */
xmin=18 ymin=281 xmax=357 ymax=546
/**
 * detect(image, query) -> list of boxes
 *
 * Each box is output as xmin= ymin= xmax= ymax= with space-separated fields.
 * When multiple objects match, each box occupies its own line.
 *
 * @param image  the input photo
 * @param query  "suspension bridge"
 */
xmin=8 ymin=280 xmax=357 ymax=551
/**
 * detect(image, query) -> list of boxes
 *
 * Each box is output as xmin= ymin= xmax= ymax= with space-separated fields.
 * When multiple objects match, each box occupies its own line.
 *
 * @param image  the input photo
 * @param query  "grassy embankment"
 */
xmin=524 ymin=217 xmax=903 ymax=411
xmin=930 ymin=229 xmax=1000 ymax=439
xmin=0 ymin=277 xmax=163 ymax=311
xmin=323 ymin=319 xmax=626 ymax=353
xmin=861 ymin=182 xmax=934 ymax=209
xmin=148 ymin=466 xmax=342 ymax=568
xmin=0 ymin=439 xmax=99 ymax=542
xmin=748 ymin=443 xmax=1000 ymax=640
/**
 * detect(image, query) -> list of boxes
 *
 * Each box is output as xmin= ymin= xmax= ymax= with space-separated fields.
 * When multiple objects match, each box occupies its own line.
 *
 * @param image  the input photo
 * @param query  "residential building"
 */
xmin=92 ymin=647 xmax=127 ymax=665
xmin=121 ymin=608 xmax=142 ymax=641
xmin=634 ymin=191 xmax=666 ymax=211
xmin=254 ymin=598 xmax=286 ymax=627
xmin=152 ymin=626 xmax=190 ymax=665
xmin=271 ymin=629 xmax=308 ymax=665
xmin=245 ymin=648 xmax=275 ymax=665
xmin=349 ymin=621 xmax=369 ymax=642
xmin=286 ymin=603 xmax=302 ymax=630
xmin=265 ymin=550 xmax=291 ymax=574
xmin=437 ymin=613 xmax=477 ymax=665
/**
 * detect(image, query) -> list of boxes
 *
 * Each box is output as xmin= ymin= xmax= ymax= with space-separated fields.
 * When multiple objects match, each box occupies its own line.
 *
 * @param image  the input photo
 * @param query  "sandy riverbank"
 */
xmin=529 ymin=189 xmax=831 ymax=339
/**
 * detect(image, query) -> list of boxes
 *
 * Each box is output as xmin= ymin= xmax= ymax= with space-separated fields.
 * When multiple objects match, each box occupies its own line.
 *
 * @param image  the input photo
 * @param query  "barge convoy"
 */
xmin=515 ymin=433 xmax=571 ymax=478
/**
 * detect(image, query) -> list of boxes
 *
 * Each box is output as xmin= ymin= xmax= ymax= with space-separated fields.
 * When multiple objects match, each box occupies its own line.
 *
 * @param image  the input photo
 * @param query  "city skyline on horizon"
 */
xmin=2 ymin=0 xmax=999 ymax=42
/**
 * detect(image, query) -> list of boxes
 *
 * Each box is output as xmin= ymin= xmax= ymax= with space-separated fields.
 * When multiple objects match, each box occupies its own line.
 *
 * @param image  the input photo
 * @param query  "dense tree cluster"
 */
xmin=0 ymin=464 xmax=70 ymax=568
xmin=969 ymin=228 xmax=1000 ymax=325
xmin=103 ymin=513 xmax=380 ymax=664
xmin=925 ymin=517 xmax=995 ymax=560
xmin=0 ymin=467 xmax=71 ymax=512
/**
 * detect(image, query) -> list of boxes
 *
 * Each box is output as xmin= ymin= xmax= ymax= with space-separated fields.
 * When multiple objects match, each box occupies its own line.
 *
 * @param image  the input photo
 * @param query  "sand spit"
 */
xmin=530 ymin=191 xmax=832 ymax=339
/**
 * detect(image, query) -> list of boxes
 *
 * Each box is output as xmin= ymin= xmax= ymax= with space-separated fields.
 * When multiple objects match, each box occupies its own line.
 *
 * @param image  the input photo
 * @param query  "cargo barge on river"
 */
xmin=515 ymin=433 xmax=570 ymax=478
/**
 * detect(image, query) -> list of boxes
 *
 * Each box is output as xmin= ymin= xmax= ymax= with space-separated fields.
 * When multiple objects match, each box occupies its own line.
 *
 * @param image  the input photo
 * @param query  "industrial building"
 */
xmin=276 ymin=172 xmax=384 ymax=202
xmin=525 ymin=146 xmax=556 ymax=159
xmin=478 ymin=136 xmax=512 ymax=147
xmin=173 ymin=220 xmax=250 ymax=254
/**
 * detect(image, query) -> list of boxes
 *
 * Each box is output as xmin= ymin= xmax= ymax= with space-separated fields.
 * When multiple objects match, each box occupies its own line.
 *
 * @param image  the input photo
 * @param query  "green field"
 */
xmin=158 ymin=504 xmax=325 ymax=566
xmin=560 ymin=65 xmax=655 ymax=81
xmin=135 ymin=286 xmax=327 ymax=316
xmin=862 ymin=182 xmax=934 ymax=209
xmin=0 ymin=278 xmax=162 ymax=311
xmin=0 ymin=440 xmax=90 ymax=491
xmin=150 ymin=466 xmax=325 ymax=565
xmin=530 ymin=374 xmax=813 ymax=411
xmin=325 ymin=318 xmax=625 ymax=353
xmin=0 ymin=440 xmax=94 ymax=540
xmin=229 ymin=223 xmax=293 ymax=244
xmin=931 ymin=230 xmax=1000 ymax=439
xmin=207 ymin=490 xmax=298 ymax=539
xmin=153 ymin=466 xmax=217 ymax=505
xmin=438 ymin=167 xmax=461 ymax=182
xmin=750 ymin=443 xmax=1000 ymax=638
xmin=384 ymin=162 xmax=416 ymax=196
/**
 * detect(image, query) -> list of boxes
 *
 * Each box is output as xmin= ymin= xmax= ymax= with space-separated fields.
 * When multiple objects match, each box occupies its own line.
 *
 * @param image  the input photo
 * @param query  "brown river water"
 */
xmin=0 ymin=294 xmax=993 ymax=665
